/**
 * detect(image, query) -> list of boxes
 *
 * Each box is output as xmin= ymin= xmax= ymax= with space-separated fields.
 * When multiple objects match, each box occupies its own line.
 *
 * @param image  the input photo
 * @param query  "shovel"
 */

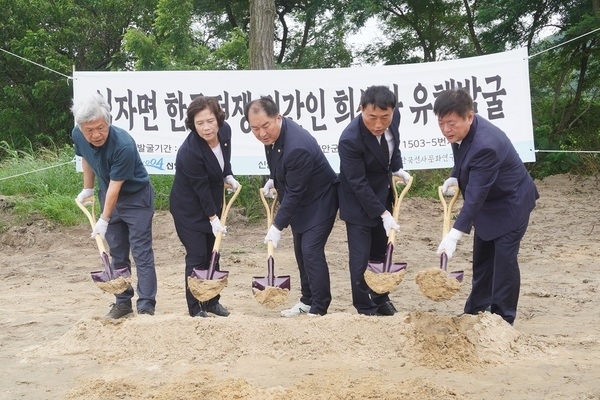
xmin=438 ymin=185 xmax=464 ymax=282
xmin=188 ymin=183 xmax=242 ymax=302
xmin=75 ymin=196 xmax=131 ymax=294
xmin=251 ymin=188 xmax=291 ymax=308
xmin=364 ymin=175 xmax=412 ymax=294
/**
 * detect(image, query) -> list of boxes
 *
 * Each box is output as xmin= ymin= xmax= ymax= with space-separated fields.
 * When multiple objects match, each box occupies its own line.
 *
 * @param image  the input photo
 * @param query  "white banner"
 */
xmin=73 ymin=48 xmax=534 ymax=175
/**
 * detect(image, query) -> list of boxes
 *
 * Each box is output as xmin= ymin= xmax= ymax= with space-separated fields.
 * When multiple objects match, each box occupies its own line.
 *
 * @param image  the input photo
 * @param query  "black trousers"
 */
xmin=173 ymin=223 xmax=221 ymax=316
xmin=464 ymin=216 xmax=530 ymax=325
xmin=345 ymin=220 xmax=390 ymax=315
xmin=291 ymin=215 xmax=336 ymax=315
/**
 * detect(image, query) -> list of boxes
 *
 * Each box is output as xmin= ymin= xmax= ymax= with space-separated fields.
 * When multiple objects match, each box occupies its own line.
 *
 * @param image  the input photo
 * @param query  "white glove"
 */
xmin=442 ymin=177 xmax=458 ymax=196
xmin=437 ymin=228 xmax=463 ymax=260
xmin=264 ymin=224 xmax=282 ymax=248
xmin=381 ymin=211 xmax=400 ymax=236
xmin=77 ymin=188 xmax=95 ymax=204
xmin=223 ymin=175 xmax=239 ymax=193
xmin=392 ymin=169 xmax=411 ymax=184
xmin=91 ymin=216 xmax=109 ymax=239
xmin=210 ymin=217 xmax=227 ymax=237
xmin=262 ymin=178 xmax=275 ymax=198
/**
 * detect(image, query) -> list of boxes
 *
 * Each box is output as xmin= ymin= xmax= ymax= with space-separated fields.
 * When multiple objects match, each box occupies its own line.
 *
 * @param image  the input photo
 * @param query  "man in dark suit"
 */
xmin=338 ymin=85 xmax=411 ymax=316
xmin=245 ymin=97 xmax=338 ymax=317
xmin=434 ymin=88 xmax=539 ymax=326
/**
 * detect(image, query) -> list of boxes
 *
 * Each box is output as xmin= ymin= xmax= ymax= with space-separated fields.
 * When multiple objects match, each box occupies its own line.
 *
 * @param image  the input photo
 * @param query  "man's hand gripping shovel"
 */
xmin=75 ymin=196 xmax=132 ymax=294
xmin=439 ymin=185 xmax=464 ymax=282
xmin=364 ymin=175 xmax=413 ymax=294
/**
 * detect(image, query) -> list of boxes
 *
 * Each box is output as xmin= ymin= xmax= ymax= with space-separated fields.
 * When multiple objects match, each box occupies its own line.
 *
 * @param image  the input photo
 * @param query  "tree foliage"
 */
xmin=0 ymin=0 xmax=157 ymax=151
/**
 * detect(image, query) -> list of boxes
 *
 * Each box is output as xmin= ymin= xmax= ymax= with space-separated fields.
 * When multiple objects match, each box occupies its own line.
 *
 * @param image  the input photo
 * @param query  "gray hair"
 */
xmin=71 ymin=92 xmax=112 ymax=126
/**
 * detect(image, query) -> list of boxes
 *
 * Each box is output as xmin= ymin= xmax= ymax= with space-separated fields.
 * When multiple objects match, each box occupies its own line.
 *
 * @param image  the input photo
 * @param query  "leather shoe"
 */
xmin=105 ymin=303 xmax=133 ymax=319
xmin=377 ymin=301 xmax=397 ymax=316
xmin=193 ymin=310 xmax=209 ymax=318
xmin=206 ymin=302 xmax=230 ymax=317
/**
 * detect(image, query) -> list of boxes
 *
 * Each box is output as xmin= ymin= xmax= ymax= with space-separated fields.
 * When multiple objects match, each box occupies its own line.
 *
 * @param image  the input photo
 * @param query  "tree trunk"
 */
xmin=249 ymin=0 xmax=275 ymax=70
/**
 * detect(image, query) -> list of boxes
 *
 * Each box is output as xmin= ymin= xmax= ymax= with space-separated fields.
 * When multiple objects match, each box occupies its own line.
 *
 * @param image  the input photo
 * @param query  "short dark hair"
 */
xmin=185 ymin=96 xmax=226 ymax=130
xmin=359 ymin=85 xmax=397 ymax=110
xmin=244 ymin=96 xmax=279 ymax=119
xmin=433 ymin=89 xmax=474 ymax=119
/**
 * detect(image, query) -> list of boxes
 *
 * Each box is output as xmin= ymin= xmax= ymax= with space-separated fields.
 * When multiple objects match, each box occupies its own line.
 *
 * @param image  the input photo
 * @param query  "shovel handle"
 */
xmin=391 ymin=175 xmax=413 ymax=221
xmin=259 ymin=187 xmax=278 ymax=257
xmin=387 ymin=175 xmax=413 ymax=245
xmin=440 ymin=252 xmax=448 ymax=271
xmin=212 ymin=183 xmax=243 ymax=253
xmin=438 ymin=185 xmax=460 ymax=236
xmin=220 ymin=183 xmax=242 ymax=226
xmin=75 ymin=197 xmax=108 ymax=255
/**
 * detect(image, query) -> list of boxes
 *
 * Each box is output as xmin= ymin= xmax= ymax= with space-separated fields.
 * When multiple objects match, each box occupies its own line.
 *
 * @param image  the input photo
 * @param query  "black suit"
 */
xmin=338 ymin=108 xmax=403 ymax=315
xmin=267 ymin=118 xmax=338 ymax=315
xmin=451 ymin=115 xmax=538 ymax=324
xmin=169 ymin=122 xmax=233 ymax=316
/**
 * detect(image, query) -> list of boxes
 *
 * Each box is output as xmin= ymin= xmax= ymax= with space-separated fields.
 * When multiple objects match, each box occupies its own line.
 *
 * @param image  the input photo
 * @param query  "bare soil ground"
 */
xmin=1 ymin=174 xmax=599 ymax=399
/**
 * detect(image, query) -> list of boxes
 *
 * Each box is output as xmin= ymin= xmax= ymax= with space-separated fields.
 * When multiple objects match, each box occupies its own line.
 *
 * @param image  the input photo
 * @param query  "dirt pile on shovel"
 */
xmin=94 ymin=277 xmax=132 ymax=295
xmin=364 ymin=269 xmax=406 ymax=294
xmin=252 ymin=287 xmax=289 ymax=308
xmin=415 ymin=268 xmax=460 ymax=301
xmin=188 ymin=276 xmax=228 ymax=302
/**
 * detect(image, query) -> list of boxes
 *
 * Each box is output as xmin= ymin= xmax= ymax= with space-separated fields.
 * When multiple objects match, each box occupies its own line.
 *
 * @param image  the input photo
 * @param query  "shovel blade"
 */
xmin=440 ymin=253 xmax=463 ymax=282
xmin=366 ymin=242 xmax=407 ymax=273
xmin=191 ymin=248 xmax=229 ymax=280
xmin=252 ymin=255 xmax=291 ymax=290
xmin=191 ymin=268 xmax=229 ymax=281
xmin=90 ymin=251 xmax=131 ymax=283
xmin=449 ymin=270 xmax=464 ymax=283
xmin=366 ymin=261 xmax=407 ymax=274
xmin=90 ymin=270 xmax=109 ymax=283
xmin=90 ymin=267 xmax=131 ymax=283
xmin=252 ymin=276 xmax=291 ymax=291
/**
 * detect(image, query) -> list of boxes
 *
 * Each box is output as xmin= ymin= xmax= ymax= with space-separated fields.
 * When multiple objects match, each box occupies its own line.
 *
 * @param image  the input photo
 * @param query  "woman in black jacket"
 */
xmin=169 ymin=96 xmax=239 ymax=317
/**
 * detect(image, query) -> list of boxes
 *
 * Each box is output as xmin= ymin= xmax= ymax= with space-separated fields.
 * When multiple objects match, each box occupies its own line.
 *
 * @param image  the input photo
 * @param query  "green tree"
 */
xmin=0 ymin=0 xmax=157 ymax=155
xmin=357 ymin=0 xmax=473 ymax=64
xmin=527 ymin=0 xmax=600 ymax=176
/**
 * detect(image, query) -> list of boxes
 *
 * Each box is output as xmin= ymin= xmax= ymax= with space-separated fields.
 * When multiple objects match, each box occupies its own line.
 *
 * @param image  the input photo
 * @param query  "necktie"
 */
xmin=380 ymin=135 xmax=389 ymax=165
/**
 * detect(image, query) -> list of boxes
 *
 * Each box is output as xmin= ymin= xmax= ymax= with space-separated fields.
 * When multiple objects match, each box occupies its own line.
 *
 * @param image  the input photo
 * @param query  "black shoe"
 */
xmin=193 ymin=310 xmax=209 ymax=318
xmin=105 ymin=303 xmax=133 ymax=319
xmin=138 ymin=308 xmax=155 ymax=316
xmin=377 ymin=301 xmax=397 ymax=316
xmin=206 ymin=302 xmax=230 ymax=317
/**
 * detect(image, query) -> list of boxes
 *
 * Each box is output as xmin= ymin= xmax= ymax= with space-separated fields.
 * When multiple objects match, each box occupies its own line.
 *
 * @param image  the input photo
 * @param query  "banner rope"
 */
xmin=535 ymin=149 xmax=600 ymax=154
xmin=528 ymin=26 xmax=600 ymax=59
xmin=0 ymin=160 xmax=75 ymax=182
xmin=0 ymin=48 xmax=72 ymax=80
xmin=3 ymin=26 xmax=600 ymax=76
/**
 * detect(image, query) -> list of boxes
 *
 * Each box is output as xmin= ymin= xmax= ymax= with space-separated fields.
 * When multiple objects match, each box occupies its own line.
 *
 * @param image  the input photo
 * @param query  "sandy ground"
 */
xmin=1 ymin=174 xmax=599 ymax=399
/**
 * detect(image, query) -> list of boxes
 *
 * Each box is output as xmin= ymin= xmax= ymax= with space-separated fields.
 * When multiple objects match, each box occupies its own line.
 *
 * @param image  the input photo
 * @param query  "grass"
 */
xmin=0 ymin=142 xmax=453 ymax=229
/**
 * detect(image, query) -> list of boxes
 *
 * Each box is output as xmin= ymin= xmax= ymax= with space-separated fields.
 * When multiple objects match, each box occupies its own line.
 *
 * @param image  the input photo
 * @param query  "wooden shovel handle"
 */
xmin=438 ymin=185 xmax=460 ymax=237
xmin=259 ymin=187 xmax=278 ymax=257
xmin=387 ymin=175 xmax=413 ymax=245
xmin=75 ymin=197 xmax=107 ymax=255
xmin=212 ymin=183 xmax=243 ymax=252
